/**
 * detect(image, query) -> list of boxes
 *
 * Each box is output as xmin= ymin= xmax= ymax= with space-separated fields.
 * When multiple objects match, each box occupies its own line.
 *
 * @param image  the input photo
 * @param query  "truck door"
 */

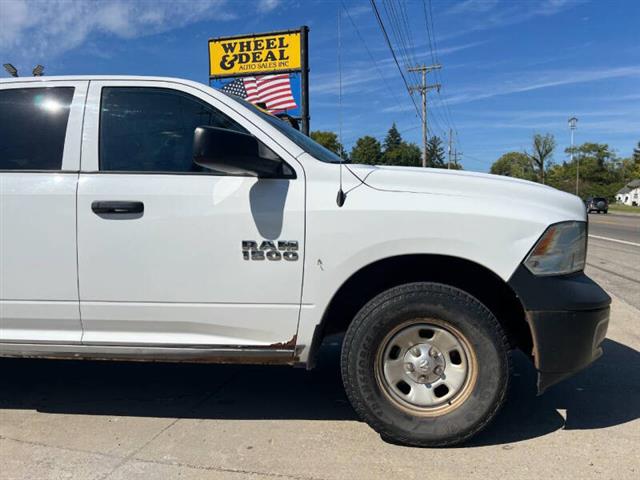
xmin=76 ymin=80 xmax=305 ymax=347
xmin=0 ymin=81 xmax=88 ymax=343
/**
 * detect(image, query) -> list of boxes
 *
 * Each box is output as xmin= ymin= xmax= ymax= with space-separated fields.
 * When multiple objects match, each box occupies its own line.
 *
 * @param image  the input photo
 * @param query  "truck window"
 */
xmin=221 ymin=91 xmax=342 ymax=164
xmin=0 ymin=87 xmax=74 ymax=170
xmin=100 ymin=87 xmax=247 ymax=173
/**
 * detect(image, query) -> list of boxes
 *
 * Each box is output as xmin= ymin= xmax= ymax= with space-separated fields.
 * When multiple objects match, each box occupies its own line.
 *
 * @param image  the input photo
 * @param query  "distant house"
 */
xmin=616 ymin=179 xmax=640 ymax=206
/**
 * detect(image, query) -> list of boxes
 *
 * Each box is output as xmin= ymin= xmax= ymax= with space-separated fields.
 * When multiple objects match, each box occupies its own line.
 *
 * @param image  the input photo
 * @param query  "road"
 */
xmin=1 ymin=214 xmax=638 ymax=480
xmin=586 ymin=213 xmax=640 ymax=309
xmin=588 ymin=212 xmax=640 ymax=244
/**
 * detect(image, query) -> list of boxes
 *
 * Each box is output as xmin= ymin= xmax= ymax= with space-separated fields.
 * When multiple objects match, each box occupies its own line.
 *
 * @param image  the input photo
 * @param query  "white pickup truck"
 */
xmin=0 ymin=76 xmax=610 ymax=446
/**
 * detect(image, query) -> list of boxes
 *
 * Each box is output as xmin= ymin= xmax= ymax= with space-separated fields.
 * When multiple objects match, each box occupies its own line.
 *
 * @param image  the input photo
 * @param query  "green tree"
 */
xmin=425 ymin=136 xmax=446 ymax=168
xmin=525 ymin=133 xmax=556 ymax=183
xmin=380 ymin=124 xmax=421 ymax=166
xmin=384 ymin=142 xmax=421 ymax=167
xmin=490 ymin=152 xmax=536 ymax=180
xmin=566 ymin=142 xmax=613 ymax=171
xmin=350 ymin=135 xmax=382 ymax=165
xmin=546 ymin=142 xmax=625 ymax=199
xmin=629 ymin=142 xmax=640 ymax=179
xmin=619 ymin=157 xmax=640 ymax=181
xmin=383 ymin=123 xmax=402 ymax=151
xmin=310 ymin=130 xmax=347 ymax=159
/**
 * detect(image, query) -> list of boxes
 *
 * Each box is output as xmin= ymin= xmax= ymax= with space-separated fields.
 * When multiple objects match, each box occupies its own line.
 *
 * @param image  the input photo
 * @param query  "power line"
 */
xmin=428 ymin=0 xmax=459 ymax=146
xmin=382 ymin=0 xmax=418 ymax=89
xmin=374 ymin=0 xmax=447 ymax=140
xmin=421 ymin=0 xmax=461 ymax=148
xmin=397 ymin=1 xmax=420 ymax=69
xmin=385 ymin=0 xmax=418 ymax=73
xmin=369 ymin=0 xmax=422 ymax=119
xmin=377 ymin=1 xmax=423 ymax=117
xmin=340 ymin=0 xmax=402 ymax=106
xmin=421 ymin=0 xmax=452 ymax=136
xmin=383 ymin=0 xmax=447 ymax=138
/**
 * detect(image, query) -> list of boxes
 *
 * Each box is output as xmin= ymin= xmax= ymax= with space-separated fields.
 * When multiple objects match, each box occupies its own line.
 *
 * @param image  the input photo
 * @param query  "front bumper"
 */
xmin=508 ymin=265 xmax=611 ymax=393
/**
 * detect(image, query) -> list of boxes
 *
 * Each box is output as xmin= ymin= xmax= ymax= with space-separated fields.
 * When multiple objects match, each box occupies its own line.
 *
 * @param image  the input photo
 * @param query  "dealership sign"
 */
xmin=209 ymin=31 xmax=301 ymax=77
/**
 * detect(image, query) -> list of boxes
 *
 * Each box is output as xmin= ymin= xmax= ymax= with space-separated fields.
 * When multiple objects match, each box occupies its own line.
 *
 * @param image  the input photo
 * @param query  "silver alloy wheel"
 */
xmin=375 ymin=319 xmax=477 ymax=415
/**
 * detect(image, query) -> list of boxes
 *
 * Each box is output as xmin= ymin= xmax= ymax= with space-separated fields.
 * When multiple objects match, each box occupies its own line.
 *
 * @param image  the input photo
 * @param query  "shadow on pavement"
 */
xmin=1 ymin=338 xmax=637 ymax=447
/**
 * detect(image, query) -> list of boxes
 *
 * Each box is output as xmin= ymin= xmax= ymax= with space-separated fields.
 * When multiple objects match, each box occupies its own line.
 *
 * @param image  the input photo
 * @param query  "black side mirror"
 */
xmin=193 ymin=126 xmax=294 ymax=178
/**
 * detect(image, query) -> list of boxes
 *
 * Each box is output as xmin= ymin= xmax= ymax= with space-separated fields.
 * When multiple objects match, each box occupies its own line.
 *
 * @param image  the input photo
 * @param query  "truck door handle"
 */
xmin=91 ymin=201 xmax=144 ymax=215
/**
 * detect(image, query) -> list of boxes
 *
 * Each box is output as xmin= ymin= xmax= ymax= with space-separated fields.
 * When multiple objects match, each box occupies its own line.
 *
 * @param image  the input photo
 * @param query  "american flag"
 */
xmin=221 ymin=74 xmax=297 ymax=113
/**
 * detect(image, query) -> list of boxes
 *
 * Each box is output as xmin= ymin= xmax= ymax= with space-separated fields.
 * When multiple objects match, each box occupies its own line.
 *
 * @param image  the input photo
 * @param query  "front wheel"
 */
xmin=341 ymin=282 xmax=510 ymax=447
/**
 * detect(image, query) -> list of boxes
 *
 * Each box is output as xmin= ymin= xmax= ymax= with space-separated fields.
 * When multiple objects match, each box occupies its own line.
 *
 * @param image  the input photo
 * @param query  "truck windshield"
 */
xmin=221 ymin=92 xmax=342 ymax=164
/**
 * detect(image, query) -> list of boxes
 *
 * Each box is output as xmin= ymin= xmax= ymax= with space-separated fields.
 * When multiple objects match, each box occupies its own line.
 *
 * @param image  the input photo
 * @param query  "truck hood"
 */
xmin=347 ymin=164 xmax=586 ymax=221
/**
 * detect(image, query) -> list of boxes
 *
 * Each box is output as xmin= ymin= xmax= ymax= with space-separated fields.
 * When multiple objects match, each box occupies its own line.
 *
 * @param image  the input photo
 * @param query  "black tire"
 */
xmin=341 ymin=282 xmax=510 ymax=447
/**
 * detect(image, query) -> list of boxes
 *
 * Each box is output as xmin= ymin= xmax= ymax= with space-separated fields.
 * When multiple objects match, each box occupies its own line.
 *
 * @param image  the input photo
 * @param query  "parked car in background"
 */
xmin=586 ymin=197 xmax=608 ymax=214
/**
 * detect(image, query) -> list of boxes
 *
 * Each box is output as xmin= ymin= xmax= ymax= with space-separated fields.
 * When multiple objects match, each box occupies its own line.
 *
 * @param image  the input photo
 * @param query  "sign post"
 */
xmin=209 ymin=26 xmax=310 ymax=134
xmin=300 ymin=26 xmax=310 ymax=135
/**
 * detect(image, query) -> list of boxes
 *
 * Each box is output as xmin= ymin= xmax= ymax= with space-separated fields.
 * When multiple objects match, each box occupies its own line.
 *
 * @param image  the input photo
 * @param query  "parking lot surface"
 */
xmin=1 ymin=233 xmax=639 ymax=480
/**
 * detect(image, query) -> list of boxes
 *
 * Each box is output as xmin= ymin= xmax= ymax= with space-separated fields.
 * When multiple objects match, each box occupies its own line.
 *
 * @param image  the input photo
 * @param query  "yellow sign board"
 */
xmin=209 ymin=31 xmax=301 ymax=78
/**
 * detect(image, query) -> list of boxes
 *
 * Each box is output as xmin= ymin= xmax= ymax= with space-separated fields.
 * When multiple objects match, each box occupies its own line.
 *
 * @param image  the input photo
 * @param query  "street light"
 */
xmin=569 ymin=116 xmax=578 ymax=195
xmin=3 ymin=63 xmax=18 ymax=77
xmin=32 ymin=65 xmax=44 ymax=76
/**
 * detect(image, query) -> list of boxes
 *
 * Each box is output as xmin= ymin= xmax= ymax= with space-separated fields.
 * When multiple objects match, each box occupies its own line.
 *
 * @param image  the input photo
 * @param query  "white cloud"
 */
xmin=0 ymin=0 xmax=242 ymax=66
xmin=381 ymin=103 xmax=414 ymax=113
xmin=446 ymin=66 xmax=640 ymax=105
xmin=310 ymin=39 xmax=487 ymax=98
xmin=444 ymin=0 xmax=500 ymax=16
xmin=257 ymin=0 xmax=281 ymax=13
xmin=342 ymin=4 xmax=370 ymax=19
xmin=311 ymin=68 xmax=382 ymax=95
xmin=440 ymin=0 xmax=585 ymax=41
xmin=436 ymin=40 xmax=488 ymax=55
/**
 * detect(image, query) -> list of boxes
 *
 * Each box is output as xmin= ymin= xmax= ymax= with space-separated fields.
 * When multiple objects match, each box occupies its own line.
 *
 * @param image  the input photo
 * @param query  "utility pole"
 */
xmin=448 ymin=128 xmax=453 ymax=169
xmin=569 ymin=116 xmax=578 ymax=195
xmin=408 ymin=64 xmax=441 ymax=167
xmin=452 ymin=150 xmax=462 ymax=169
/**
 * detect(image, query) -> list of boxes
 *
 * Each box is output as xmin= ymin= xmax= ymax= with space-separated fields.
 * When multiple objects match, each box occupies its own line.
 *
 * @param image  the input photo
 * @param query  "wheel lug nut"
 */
xmin=418 ymin=375 xmax=427 ymax=383
xmin=405 ymin=363 xmax=415 ymax=373
xmin=429 ymin=347 xmax=439 ymax=358
xmin=412 ymin=347 xmax=421 ymax=357
xmin=434 ymin=365 xmax=444 ymax=376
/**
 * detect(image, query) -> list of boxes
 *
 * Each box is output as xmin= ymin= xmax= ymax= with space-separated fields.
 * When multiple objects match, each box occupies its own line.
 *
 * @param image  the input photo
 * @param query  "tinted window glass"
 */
xmin=100 ymin=87 xmax=247 ymax=172
xmin=0 ymin=87 xmax=74 ymax=170
xmin=221 ymin=91 xmax=342 ymax=164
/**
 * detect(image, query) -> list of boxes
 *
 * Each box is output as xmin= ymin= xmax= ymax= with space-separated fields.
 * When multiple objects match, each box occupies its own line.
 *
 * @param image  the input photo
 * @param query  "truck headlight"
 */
xmin=524 ymin=221 xmax=587 ymax=276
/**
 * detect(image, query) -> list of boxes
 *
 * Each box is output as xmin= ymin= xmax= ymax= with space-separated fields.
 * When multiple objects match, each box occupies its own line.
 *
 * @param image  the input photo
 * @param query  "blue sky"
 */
xmin=1 ymin=0 xmax=638 ymax=171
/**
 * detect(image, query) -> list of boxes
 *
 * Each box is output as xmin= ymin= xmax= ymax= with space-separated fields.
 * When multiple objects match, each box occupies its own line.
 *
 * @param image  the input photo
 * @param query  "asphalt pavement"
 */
xmin=586 ymin=212 xmax=640 ymax=309
xmin=588 ymin=212 xmax=640 ymax=244
xmin=1 ymin=213 xmax=639 ymax=480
